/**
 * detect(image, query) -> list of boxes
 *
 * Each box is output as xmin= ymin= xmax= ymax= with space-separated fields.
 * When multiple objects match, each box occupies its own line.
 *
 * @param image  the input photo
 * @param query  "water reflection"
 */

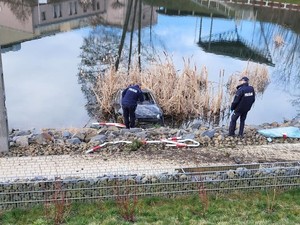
xmin=150 ymin=0 xmax=300 ymax=124
xmin=252 ymin=7 xmax=300 ymax=111
xmin=0 ymin=0 xmax=36 ymax=22
xmin=1 ymin=0 xmax=300 ymax=129
xmin=78 ymin=26 xmax=123 ymax=118
xmin=77 ymin=0 xmax=158 ymax=119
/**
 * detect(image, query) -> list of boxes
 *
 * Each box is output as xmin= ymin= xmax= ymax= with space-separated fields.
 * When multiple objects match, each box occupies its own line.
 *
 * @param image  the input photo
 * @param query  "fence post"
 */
xmin=0 ymin=48 xmax=9 ymax=152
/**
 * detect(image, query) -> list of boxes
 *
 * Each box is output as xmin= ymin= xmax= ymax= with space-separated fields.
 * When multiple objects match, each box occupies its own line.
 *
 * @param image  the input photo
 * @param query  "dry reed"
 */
xmin=274 ymin=35 xmax=284 ymax=48
xmin=44 ymin=178 xmax=71 ymax=225
xmin=90 ymin=58 xmax=269 ymax=123
xmin=227 ymin=62 xmax=270 ymax=104
xmin=113 ymin=180 xmax=138 ymax=222
xmin=198 ymin=182 xmax=209 ymax=215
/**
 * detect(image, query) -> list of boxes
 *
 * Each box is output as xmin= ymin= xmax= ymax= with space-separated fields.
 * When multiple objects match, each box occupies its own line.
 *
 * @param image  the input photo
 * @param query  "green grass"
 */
xmin=1 ymin=189 xmax=300 ymax=225
xmin=144 ymin=0 xmax=300 ymax=9
xmin=279 ymin=0 xmax=300 ymax=3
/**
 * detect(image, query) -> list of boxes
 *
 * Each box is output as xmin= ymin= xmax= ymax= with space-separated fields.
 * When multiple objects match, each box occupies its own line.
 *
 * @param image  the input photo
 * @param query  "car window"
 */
xmin=139 ymin=92 xmax=154 ymax=104
xmin=144 ymin=92 xmax=152 ymax=101
xmin=116 ymin=89 xmax=156 ymax=105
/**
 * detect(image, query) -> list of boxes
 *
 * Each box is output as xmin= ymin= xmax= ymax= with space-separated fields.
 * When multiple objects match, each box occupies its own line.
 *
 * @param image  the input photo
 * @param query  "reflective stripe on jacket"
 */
xmin=121 ymin=85 xmax=144 ymax=106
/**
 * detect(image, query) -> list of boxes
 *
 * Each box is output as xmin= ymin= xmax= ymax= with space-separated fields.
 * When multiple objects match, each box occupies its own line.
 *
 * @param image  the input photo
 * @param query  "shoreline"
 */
xmin=1 ymin=120 xmax=300 ymax=164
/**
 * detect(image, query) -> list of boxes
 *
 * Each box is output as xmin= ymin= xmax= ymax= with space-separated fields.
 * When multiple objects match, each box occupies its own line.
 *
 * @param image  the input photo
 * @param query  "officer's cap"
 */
xmin=239 ymin=76 xmax=249 ymax=82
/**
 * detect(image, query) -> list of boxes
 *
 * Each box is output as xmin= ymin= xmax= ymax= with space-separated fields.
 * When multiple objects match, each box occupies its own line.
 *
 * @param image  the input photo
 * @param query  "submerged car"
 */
xmin=112 ymin=89 xmax=164 ymax=125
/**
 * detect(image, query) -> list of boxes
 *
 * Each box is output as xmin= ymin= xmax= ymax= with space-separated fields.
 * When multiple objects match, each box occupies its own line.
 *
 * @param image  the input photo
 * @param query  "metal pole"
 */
xmin=0 ymin=47 xmax=9 ymax=152
xmin=198 ymin=17 xmax=202 ymax=42
xmin=208 ymin=13 xmax=213 ymax=50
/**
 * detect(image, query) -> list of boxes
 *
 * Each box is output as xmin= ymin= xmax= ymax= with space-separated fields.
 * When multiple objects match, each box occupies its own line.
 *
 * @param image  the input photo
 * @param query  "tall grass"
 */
xmin=88 ymin=58 xmax=269 ymax=123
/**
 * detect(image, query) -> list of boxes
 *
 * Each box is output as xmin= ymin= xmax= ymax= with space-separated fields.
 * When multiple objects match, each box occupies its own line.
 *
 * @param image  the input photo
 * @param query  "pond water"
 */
xmin=1 ymin=0 xmax=300 ymax=130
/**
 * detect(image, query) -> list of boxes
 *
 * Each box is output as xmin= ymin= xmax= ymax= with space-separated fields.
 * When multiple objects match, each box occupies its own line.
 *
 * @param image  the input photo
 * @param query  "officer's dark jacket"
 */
xmin=121 ymin=85 xmax=144 ymax=106
xmin=230 ymin=83 xmax=255 ymax=113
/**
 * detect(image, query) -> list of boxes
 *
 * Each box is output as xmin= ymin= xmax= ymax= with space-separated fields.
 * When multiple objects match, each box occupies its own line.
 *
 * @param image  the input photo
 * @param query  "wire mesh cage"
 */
xmin=0 ymin=161 xmax=299 ymax=210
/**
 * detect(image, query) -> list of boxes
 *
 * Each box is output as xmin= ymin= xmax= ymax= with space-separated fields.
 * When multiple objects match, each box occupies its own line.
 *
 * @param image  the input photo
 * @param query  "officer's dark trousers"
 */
xmin=229 ymin=111 xmax=248 ymax=136
xmin=122 ymin=105 xmax=137 ymax=129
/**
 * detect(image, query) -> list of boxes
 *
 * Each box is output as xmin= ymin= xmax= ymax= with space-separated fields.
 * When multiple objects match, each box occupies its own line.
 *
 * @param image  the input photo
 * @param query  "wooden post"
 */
xmin=0 ymin=48 xmax=9 ymax=152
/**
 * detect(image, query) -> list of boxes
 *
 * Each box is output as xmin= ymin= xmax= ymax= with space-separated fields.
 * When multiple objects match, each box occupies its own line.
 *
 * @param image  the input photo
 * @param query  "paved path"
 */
xmin=0 ymin=154 xmax=200 ymax=182
xmin=1 ymin=143 xmax=300 ymax=182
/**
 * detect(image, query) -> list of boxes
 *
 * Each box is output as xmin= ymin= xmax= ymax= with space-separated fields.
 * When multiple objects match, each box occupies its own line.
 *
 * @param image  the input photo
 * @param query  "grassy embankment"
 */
xmin=1 ymin=188 xmax=300 ymax=225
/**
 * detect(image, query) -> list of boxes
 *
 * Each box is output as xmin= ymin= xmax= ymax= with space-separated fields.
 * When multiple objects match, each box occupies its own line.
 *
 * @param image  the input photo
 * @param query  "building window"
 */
xmin=69 ymin=2 xmax=73 ymax=15
xmin=59 ymin=4 xmax=62 ymax=17
xmin=92 ymin=1 xmax=96 ymax=10
xmin=41 ymin=11 xmax=46 ymax=21
xmin=53 ymin=5 xmax=58 ymax=18
xmin=53 ymin=4 xmax=62 ymax=18
xmin=74 ymin=1 xmax=77 ymax=14
xmin=97 ymin=2 xmax=100 ymax=10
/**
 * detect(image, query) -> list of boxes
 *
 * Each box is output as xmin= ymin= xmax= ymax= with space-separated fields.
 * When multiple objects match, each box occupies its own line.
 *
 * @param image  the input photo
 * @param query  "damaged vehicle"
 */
xmin=112 ymin=89 xmax=164 ymax=126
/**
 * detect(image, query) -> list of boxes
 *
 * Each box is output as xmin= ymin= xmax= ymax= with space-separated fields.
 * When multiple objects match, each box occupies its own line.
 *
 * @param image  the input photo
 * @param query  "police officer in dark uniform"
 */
xmin=121 ymin=84 xmax=144 ymax=129
xmin=229 ymin=77 xmax=255 ymax=137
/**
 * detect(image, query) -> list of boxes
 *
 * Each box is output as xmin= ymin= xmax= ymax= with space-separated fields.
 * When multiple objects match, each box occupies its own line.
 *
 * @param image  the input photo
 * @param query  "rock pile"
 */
xmin=2 ymin=117 xmax=300 ymax=158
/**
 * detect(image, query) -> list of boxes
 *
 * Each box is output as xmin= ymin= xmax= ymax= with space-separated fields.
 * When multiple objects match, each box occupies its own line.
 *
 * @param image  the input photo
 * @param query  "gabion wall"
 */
xmin=1 ymin=162 xmax=299 ymax=210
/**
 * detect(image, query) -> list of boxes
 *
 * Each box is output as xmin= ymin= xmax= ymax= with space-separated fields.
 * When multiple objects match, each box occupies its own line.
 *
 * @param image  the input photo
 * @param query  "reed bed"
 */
xmin=142 ymin=59 xmax=211 ymax=120
xmin=227 ymin=62 xmax=270 ymax=104
xmin=90 ymin=59 xmax=269 ymax=123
